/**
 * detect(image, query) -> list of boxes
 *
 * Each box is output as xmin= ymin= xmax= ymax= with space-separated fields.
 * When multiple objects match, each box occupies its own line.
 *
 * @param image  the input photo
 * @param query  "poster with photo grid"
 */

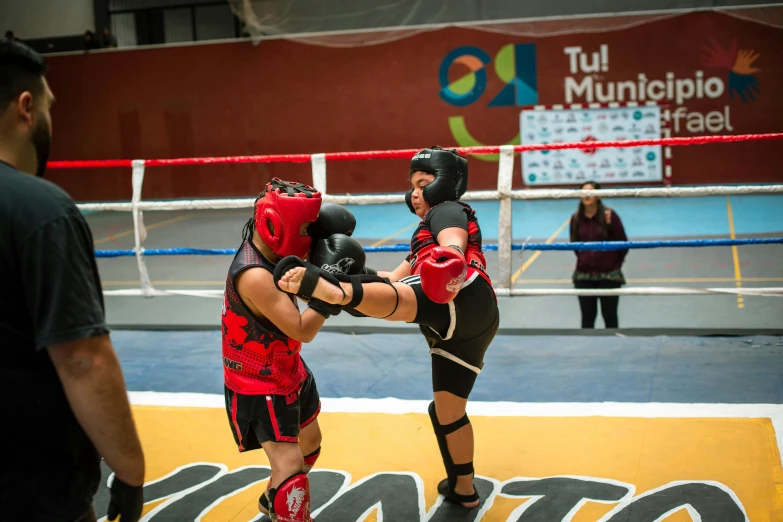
xmin=520 ymin=106 xmax=663 ymax=186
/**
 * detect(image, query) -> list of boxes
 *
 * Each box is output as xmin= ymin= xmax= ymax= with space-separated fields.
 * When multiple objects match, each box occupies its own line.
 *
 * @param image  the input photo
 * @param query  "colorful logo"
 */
xmin=439 ymin=44 xmax=538 ymax=108
xmin=438 ymin=47 xmax=491 ymax=107
xmin=701 ymin=38 xmax=760 ymax=103
xmin=440 ymin=43 xmax=537 ymax=161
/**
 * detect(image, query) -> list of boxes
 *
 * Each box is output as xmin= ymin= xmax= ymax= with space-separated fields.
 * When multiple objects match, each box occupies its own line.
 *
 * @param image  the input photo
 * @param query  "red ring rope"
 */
xmin=46 ymin=132 xmax=783 ymax=169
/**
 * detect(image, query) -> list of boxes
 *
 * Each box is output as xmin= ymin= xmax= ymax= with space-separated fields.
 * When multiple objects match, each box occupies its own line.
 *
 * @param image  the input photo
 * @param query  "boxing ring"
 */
xmin=49 ymin=132 xmax=783 ymax=521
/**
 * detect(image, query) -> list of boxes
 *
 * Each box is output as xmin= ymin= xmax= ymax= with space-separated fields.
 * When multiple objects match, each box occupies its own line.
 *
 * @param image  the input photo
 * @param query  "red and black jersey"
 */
xmin=222 ymin=239 xmax=307 ymax=396
xmin=407 ymin=201 xmax=492 ymax=288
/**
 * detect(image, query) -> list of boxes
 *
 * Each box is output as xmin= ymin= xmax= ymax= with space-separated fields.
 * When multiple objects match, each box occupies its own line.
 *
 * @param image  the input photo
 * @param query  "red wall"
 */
xmin=44 ymin=11 xmax=782 ymax=202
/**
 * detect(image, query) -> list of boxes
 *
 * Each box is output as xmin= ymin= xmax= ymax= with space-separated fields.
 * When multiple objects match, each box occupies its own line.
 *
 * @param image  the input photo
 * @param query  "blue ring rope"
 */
xmin=94 ymin=238 xmax=783 ymax=257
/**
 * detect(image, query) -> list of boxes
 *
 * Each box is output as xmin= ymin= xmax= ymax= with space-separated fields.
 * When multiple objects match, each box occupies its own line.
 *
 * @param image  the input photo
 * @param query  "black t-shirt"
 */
xmin=0 ymin=161 xmax=108 ymax=520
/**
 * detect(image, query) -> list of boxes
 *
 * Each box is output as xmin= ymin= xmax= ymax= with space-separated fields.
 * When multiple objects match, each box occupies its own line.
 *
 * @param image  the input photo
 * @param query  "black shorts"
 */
xmin=400 ymin=272 xmax=499 ymax=397
xmin=224 ymin=362 xmax=321 ymax=451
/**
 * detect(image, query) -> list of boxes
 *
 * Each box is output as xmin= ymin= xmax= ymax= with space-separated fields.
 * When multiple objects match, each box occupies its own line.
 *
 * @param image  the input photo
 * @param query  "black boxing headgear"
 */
xmin=405 ymin=146 xmax=468 ymax=214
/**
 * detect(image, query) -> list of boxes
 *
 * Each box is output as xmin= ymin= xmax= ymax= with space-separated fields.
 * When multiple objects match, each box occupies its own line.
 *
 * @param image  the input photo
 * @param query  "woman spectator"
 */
xmin=569 ymin=181 xmax=629 ymax=329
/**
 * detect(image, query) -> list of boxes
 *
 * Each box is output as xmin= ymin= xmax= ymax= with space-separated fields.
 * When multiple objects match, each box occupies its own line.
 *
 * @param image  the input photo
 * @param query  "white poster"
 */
xmin=520 ymin=106 xmax=662 ymax=186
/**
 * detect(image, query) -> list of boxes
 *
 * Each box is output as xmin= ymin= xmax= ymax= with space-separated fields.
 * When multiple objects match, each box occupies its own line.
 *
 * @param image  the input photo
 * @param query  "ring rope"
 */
xmin=49 ymin=132 xmax=783 ymax=169
xmin=93 ymin=238 xmax=783 ymax=258
xmin=76 ymin=184 xmax=783 ymax=213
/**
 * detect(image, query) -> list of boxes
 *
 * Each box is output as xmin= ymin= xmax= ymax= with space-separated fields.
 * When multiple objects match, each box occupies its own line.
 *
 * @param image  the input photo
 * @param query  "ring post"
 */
xmin=311 ymin=153 xmax=327 ymax=194
xmin=130 ymin=159 xmax=154 ymax=297
xmin=497 ymin=145 xmax=515 ymax=291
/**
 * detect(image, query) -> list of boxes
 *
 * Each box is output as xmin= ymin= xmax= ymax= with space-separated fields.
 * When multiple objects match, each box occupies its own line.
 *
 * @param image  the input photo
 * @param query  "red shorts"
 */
xmin=224 ymin=363 xmax=321 ymax=451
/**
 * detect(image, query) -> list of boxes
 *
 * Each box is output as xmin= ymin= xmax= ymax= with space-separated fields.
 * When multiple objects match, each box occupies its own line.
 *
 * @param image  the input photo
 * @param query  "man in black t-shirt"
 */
xmin=0 ymin=40 xmax=145 ymax=521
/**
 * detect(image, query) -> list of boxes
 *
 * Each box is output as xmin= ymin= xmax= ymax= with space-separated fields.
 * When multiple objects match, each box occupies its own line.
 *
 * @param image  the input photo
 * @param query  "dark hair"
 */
xmin=0 ymin=39 xmax=47 ymax=108
xmin=571 ymin=180 xmax=609 ymax=241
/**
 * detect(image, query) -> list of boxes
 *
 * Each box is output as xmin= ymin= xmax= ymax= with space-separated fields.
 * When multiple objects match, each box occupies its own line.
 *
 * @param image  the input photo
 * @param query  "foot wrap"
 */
xmin=428 ymin=401 xmax=479 ymax=506
xmin=273 ymin=257 xmax=399 ymax=320
xmin=273 ymin=256 xmax=345 ymax=301
xmin=342 ymin=274 xmax=399 ymax=319
xmin=268 ymin=472 xmax=312 ymax=522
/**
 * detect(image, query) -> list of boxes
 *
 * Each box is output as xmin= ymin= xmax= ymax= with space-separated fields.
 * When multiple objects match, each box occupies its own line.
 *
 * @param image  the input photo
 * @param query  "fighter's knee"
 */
xmin=312 ymin=428 xmax=323 ymax=447
xmin=271 ymin=451 xmax=305 ymax=481
xmin=304 ymin=427 xmax=322 ymax=451
xmin=431 ymin=400 xmax=467 ymax=427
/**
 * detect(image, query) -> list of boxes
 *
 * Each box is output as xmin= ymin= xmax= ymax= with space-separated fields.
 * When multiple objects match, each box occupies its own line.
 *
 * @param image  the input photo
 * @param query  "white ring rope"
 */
xmin=78 ymin=185 xmax=783 ymax=212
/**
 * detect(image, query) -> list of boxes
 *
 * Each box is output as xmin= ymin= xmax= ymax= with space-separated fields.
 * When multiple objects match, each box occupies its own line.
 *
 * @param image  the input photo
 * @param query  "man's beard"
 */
xmin=32 ymin=117 xmax=51 ymax=178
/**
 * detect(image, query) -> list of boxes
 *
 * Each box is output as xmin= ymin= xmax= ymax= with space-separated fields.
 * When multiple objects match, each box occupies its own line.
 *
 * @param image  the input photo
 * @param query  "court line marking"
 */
xmin=370 ymin=221 xmax=419 ymax=247
xmin=93 ymin=214 xmax=192 ymax=245
xmin=128 ymin=392 xmax=783 ymax=466
xmin=511 ymin=217 xmax=571 ymax=283
xmin=726 ymin=197 xmax=744 ymax=309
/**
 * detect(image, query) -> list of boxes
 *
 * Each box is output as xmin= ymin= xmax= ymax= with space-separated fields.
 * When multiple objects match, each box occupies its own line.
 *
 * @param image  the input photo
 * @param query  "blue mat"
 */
xmin=112 ymin=331 xmax=783 ymax=404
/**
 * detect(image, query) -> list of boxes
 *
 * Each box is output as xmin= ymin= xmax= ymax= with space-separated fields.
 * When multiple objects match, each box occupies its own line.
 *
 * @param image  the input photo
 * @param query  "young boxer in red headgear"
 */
xmin=221 ymin=178 xmax=357 ymax=521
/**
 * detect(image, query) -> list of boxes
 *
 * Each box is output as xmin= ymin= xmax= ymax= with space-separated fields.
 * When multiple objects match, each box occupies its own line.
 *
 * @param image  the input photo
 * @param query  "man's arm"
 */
xmin=20 ymin=209 xmax=145 ymax=489
xmin=237 ymin=268 xmax=326 ymax=343
xmin=48 ymin=335 xmax=145 ymax=486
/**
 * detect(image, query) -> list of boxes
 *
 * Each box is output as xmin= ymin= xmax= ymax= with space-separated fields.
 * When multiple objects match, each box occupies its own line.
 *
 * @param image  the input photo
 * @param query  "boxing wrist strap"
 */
xmin=447 ymin=244 xmax=465 ymax=257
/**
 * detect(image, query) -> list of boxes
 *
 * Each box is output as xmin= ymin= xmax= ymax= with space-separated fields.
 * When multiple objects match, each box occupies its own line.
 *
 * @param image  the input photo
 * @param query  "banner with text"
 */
xmin=520 ymin=106 xmax=663 ymax=186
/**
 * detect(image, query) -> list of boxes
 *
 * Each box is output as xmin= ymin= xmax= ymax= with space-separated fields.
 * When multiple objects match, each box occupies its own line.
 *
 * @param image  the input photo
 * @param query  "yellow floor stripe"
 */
xmin=511 ymin=217 xmax=571 ymax=284
xmin=93 ymin=214 xmax=192 ymax=245
xmin=726 ymin=197 xmax=744 ymax=309
xmin=370 ymin=221 xmax=419 ymax=247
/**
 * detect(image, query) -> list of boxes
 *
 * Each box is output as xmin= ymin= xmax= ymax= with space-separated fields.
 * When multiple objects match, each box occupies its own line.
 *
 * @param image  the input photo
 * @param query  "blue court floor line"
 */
xmin=348 ymin=195 xmax=783 ymax=241
xmin=111 ymin=331 xmax=783 ymax=405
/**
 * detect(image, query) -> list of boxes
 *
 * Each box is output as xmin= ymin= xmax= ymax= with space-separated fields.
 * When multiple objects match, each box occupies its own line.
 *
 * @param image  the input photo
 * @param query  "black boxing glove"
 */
xmin=107 ymin=476 xmax=143 ymax=522
xmin=310 ymin=234 xmax=366 ymax=276
xmin=309 ymin=202 xmax=356 ymax=239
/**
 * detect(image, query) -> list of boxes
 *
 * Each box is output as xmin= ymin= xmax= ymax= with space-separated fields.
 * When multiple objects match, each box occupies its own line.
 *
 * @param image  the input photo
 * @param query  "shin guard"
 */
xmin=268 ymin=472 xmax=311 ymax=522
xmin=428 ymin=401 xmax=479 ymax=505
xmin=261 ymin=448 xmax=321 ymax=514
xmin=303 ymin=446 xmax=321 ymax=473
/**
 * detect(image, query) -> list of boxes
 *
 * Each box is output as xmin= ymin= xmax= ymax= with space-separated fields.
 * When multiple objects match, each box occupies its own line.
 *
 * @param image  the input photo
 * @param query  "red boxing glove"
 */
xmin=420 ymin=245 xmax=467 ymax=304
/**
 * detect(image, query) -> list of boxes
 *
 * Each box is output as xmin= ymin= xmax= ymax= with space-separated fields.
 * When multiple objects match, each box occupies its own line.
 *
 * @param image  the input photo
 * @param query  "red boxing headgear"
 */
xmin=254 ymin=178 xmax=321 ymax=259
